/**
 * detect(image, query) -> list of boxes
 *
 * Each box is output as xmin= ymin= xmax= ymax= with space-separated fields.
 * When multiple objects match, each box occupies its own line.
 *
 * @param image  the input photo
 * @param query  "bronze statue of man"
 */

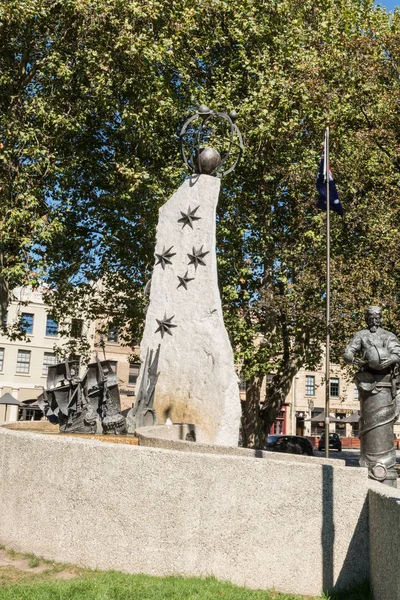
xmin=343 ymin=306 xmax=400 ymax=486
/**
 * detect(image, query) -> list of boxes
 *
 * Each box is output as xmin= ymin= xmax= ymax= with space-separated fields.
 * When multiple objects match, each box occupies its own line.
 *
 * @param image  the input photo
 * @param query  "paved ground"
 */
xmin=314 ymin=447 xmax=400 ymax=470
xmin=0 ymin=548 xmax=80 ymax=581
xmin=314 ymin=448 xmax=362 ymax=466
xmin=313 ymin=448 xmax=400 ymax=487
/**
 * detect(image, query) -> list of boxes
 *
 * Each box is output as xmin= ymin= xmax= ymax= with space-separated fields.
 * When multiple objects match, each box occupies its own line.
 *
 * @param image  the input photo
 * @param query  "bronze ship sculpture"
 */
xmin=38 ymin=357 xmax=127 ymax=435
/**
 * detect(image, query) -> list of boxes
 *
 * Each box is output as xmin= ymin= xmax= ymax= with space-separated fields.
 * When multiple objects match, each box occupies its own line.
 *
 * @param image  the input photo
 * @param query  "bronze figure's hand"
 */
xmin=377 ymin=357 xmax=393 ymax=370
xmin=353 ymin=357 xmax=366 ymax=367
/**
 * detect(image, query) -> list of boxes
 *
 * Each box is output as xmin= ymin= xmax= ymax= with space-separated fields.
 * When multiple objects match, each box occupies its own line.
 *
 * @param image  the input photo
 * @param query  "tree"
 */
xmin=188 ymin=0 xmax=400 ymax=447
xmin=0 ymin=0 xmax=186 ymax=343
xmin=1 ymin=0 xmax=400 ymax=447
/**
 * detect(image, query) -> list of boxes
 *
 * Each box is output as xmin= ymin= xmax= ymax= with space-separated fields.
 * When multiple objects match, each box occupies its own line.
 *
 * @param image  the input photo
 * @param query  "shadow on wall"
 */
xmin=161 ymin=408 xmax=198 ymax=442
xmin=322 ymin=464 xmax=370 ymax=595
xmin=322 ymin=464 xmax=334 ymax=591
xmin=189 ymin=174 xmax=201 ymax=187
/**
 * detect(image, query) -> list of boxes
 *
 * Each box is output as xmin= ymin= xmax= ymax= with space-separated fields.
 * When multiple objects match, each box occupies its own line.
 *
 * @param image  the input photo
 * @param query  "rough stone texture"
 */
xmin=369 ymin=481 xmax=400 ymax=600
xmin=136 ymin=174 xmax=240 ymax=446
xmin=0 ymin=425 xmax=370 ymax=597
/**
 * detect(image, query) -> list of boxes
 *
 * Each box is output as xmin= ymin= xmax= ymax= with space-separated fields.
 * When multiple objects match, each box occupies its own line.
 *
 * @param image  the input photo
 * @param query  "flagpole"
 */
xmin=325 ymin=126 xmax=330 ymax=459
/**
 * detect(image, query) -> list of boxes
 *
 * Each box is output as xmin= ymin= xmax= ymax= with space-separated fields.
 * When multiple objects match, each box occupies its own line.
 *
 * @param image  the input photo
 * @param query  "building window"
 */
xmin=45 ymin=317 xmax=58 ymax=336
xmin=42 ymin=352 xmax=57 ymax=376
xmin=16 ymin=349 xmax=31 ymax=374
xmin=129 ymin=364 xmax=140 ymax=385
xmin=354 ymin=386 xmax=359 ymax=400
xmin=351 ymin=418 xmax=360 ymax=437
xmin=330 ymin=377 xmax=340 ymax=397
xmin=311 ymin=408 xmax=324 ymax=436
xmin=2 ymin=311 xmax=7 ymax=326
xmin=271 ymin=409 xmax=286 ymax=435
xmin=239 ymin=378 xmax=247 ymax=392
xmin=107 ymin=325 xmax=119 ymax=343
xmin=335 ymin=411 xmax=346 ymax=434
xmin=19 ymin=408 xmax=42 ymax=421
xmin=305 ymin=375 xmax=315 ymax=396
xmin=108 ymin=360 xmax=118 ymax=374
xmin=0 ymin=348 xmax=4 ymax=371
xmin=21 ymin=313 xmax=34 ymax=334
xmin=70 ymin=318 xmax=83 ymax=338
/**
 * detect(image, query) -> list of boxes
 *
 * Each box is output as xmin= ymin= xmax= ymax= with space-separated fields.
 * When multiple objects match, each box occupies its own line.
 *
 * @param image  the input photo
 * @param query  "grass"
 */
xmin=26 ymin=555 xmax=41 ymax=569
xmin=0 ymin=547 xmax=372 ymax=600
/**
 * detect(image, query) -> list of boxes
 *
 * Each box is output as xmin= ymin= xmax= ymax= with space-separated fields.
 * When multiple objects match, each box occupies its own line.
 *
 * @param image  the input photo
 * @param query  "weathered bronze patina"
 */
xmin=343 ymin=306 xmax=400 ymax=486
xmin=179 ymin=106 xmax=243 ymax=177
xmin=38 ymin=357 xmax=127 ymax=435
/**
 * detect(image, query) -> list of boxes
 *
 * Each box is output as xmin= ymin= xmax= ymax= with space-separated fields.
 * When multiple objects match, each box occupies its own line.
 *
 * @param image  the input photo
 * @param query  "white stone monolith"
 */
xmin=134 ymin=174 xmax=240 ymax=446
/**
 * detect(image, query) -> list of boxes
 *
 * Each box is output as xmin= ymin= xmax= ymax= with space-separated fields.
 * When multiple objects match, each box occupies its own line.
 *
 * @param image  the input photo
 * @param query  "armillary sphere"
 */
xmin=179 ymin=105 xmax=243 ymax=177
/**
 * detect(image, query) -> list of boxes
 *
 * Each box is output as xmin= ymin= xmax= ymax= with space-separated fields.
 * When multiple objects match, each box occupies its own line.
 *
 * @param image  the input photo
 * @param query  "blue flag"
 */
xmin=316 ymin=141 xmax=343 ymax=216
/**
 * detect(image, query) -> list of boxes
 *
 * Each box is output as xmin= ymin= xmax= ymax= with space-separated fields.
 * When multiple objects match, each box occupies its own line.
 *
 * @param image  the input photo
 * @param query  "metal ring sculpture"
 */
xmin=179 ymin=105 xmax=243 ymax=177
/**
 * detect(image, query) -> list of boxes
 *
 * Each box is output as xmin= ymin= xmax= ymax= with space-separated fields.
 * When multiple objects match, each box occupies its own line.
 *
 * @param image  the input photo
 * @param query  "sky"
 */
xmin=377 ymin=0 xmax=399 ymax=10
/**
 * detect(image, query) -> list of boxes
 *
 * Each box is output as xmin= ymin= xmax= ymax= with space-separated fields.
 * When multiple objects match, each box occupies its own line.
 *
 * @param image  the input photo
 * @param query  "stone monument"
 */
xmin=343 ymin=306 xmax=400 ymax=486
xmin=127 ymin=107 xmax=243 ymax=445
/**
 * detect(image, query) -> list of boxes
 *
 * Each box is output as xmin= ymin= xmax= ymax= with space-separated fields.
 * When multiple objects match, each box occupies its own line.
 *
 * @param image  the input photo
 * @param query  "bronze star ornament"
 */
xmin=187 ymin=246 xmax=210 ymax=270
xmin=178 ymin=205 xmax=201 ymax=229
xmin=177 ymin=271 xmax=195 ymax=290
xmin=155 ymin=313 xmax=177 ymax=338
xmin=155 ymin=245 xmax=176 ymax=270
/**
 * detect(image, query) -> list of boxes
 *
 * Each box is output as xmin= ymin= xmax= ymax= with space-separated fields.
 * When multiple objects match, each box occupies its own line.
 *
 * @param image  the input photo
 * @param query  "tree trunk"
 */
xmin=0 ymin=277 xmax=8 ymax=324
xmin=241 ymin=375 xmax=268 ymax=449
xmin=260 ymin=375 xmax=293 ymax=432
xmin=0 ymin=247 xmax=8 ymax=324
xmin=241 ymin=336 xmax=306 ymax=448
xmin=260 ymin=356 xmax=303 ymax=433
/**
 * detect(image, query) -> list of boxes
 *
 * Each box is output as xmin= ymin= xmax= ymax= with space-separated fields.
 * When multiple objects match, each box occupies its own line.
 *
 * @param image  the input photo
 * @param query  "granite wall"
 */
xmin=0 ymin=424 xmax=371 ymax=597
xmin=369 ymin=481 xmax=400 ymax=600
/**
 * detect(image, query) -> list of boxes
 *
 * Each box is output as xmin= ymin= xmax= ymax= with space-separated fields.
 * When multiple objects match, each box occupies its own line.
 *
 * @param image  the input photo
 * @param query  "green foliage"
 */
xmin=1 ymin=0 xmax=400 ymax=440
xmin=26 ymin=555 xmax=40 ymax=569
xmin=322 ymin=579 xmax=372 ymax=600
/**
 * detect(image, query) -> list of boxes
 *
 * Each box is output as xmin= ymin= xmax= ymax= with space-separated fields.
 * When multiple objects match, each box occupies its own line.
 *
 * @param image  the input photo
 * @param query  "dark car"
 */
xmin=318 ymin=432 xmax=342 ymax=452
xmin=266 ymin=435 xmax=314 ymax=456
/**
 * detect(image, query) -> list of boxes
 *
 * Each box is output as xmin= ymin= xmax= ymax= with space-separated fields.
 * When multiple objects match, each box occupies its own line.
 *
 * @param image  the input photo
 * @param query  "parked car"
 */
xmin=318 ymin=432 xmax=342 ymax=452
xmin=266 ymin=435 xmax=314 ymax=456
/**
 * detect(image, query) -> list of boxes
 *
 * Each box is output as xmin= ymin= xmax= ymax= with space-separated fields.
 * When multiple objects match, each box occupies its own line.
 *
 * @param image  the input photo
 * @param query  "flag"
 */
xmin=316 ymin=135 xmax=343 ymax=216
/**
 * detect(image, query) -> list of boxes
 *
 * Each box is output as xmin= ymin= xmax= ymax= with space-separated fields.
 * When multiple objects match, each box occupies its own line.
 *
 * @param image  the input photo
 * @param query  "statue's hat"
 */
xmin=366 ymin=306 xmax=382 ymax=315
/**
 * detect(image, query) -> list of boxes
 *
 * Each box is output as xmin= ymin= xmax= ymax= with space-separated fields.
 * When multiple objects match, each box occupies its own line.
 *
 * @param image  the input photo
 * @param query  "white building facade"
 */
xmin=0 ymin=286 xmax=71 ymax=423
xmin=271 ymin=365 xmax=400 ymax=439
